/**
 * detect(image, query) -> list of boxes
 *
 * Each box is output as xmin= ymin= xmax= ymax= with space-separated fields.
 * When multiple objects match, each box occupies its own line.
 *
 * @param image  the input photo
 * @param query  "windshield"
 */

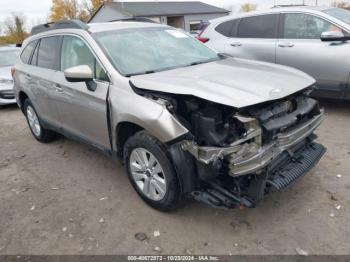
xmin=0 ymin=50 xmax=20 ymax=67
xmin=93 ymin=27 xmax=219 ymax=76
xmin=323 ymin=8 xmax=350 ymax=25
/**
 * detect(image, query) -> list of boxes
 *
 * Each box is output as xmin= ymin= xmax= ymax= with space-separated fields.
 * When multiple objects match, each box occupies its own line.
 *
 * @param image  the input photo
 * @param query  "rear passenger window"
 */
xmin=20 ymin=40 xmax=37 ymax=64
xmin=37 ymin=36 xmax=60 ymax=70
xmin=238 ymin=14 xmax=278 ymax=38
xmin=31 ymin=42 xmax=39 ymax=66
xmin=215 ymin=19 xmax=240 ymax=37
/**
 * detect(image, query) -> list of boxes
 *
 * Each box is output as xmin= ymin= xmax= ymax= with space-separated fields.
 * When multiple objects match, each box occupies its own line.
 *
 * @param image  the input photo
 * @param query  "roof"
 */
xmin=88 ymin=21 xmax=167 ymax=33
xmin=209 ymin=5 xmax=333 ymax=24
xmin=92 ymin=1 xmax=228 ymax=20
xmin=272 ymin=5 xmax=332 ymax=12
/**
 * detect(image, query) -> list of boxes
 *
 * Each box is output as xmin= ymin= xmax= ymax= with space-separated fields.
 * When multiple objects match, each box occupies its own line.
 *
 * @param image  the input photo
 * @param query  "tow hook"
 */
xmin=191 ymin=181 xmax=255 ymax=209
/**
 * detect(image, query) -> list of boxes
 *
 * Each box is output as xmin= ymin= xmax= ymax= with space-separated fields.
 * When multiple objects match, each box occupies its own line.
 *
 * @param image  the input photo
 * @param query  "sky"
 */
xmin=0 ymin=0 xmax=338 ymax=30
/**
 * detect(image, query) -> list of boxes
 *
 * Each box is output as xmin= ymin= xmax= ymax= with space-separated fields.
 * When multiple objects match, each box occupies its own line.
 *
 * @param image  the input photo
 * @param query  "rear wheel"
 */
xmin=124 ymin=131 xmax=183 ymax=211
xmin=23 ymin=99 xmax=56 ymax=143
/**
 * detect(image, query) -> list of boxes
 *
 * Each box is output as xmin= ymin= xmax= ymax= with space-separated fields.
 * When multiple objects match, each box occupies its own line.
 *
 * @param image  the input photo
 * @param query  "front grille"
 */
xmin=0 ymin=90 xmax=15 ymax=99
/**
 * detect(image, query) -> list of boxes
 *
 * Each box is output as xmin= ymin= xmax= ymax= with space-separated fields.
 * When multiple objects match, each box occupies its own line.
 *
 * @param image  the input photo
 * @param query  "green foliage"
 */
xmin=0 ymin=14 xmax=28 ymax=45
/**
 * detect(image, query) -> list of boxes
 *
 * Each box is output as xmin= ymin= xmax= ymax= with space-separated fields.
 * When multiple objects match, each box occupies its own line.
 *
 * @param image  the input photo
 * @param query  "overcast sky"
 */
xmin=0 ymin=0 xmax=337 ymax=28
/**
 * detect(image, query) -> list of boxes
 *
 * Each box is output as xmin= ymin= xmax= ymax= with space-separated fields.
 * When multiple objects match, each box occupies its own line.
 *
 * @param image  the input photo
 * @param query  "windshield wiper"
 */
xmin=126 ymin=57 xmax=222 ymax=77
xmin=125 ymin=70 xmax=156 ymax=77
xmin=186 ymin=57 xmax=221 ymax=67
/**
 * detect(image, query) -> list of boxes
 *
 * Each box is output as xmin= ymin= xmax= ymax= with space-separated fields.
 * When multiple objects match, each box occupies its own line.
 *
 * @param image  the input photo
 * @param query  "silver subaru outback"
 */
xmin=13 ymin=20 xmax=326 ymax=211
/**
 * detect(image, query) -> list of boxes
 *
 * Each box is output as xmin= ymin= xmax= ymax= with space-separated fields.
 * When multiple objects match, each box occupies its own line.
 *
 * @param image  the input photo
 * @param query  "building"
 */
xmin=89 ymin=1 xmax=229 ymax=33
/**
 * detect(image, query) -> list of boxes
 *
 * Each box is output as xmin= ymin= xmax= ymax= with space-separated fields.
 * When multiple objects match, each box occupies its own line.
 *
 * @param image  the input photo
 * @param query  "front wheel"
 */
xmin=23 ymin=99 xmax=56 ymax=143
xmin=124 ymin=131 xmax=183 ymax=212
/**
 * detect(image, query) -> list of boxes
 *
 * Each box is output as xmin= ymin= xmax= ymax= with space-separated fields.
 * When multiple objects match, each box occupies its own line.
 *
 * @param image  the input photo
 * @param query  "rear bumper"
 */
xmin=0 ymin=87 xmax=16 ymax=105
xmin=0 ymin=98 xmax=16 ymax=106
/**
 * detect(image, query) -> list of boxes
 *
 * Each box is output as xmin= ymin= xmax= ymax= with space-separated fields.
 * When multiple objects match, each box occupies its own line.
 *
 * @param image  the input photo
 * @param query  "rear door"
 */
xmin=24 ymin=36 xmax=62 ymax=127
xmin=225 ymin=14 xmax=279 ymax=63
xmin=53 ymin=35 xmax=111 ymax=150
xmin=276 ymin=12 xmax=350 ymax=99
xmin=17 ymin=40 xmax=38 ymax=100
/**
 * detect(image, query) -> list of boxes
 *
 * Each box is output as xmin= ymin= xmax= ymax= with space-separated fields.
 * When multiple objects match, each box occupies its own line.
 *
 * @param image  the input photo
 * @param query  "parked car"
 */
xmin=198 ymin=6 xmax=350 ymax=100
xmin=0 ymin=46 xmax=20 ymax=106
xmin=13 ymin=20 xmax=325 ymax=211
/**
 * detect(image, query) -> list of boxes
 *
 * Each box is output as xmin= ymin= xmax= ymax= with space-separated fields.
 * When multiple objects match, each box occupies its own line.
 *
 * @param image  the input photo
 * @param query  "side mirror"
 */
xmin=320 ymin=31 xmax=346 ymax=42
xmin=64 ymin=65 xmax=93 ymax=82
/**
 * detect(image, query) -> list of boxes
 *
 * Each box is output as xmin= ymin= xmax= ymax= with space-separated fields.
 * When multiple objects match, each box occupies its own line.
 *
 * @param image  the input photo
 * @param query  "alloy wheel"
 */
xmin=129 ymin=148 xmax=167 ymax=201
xmin=26 ymin=106 xmax=41 ymax=137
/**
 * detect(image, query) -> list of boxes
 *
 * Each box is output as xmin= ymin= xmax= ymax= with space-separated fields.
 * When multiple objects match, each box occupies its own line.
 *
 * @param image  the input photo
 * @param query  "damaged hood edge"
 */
xmin=130 ymin=58 xmax=316 ymax=108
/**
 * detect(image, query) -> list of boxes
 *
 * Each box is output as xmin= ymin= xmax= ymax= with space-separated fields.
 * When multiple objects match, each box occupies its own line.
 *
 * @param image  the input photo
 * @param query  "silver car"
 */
xmin=13 ymin=20 xmax=325 ymax=211
xmin=0 ymin=46 xmax=20 ymax=106
xmin=200 ymin=6 xmax=350 ymax=100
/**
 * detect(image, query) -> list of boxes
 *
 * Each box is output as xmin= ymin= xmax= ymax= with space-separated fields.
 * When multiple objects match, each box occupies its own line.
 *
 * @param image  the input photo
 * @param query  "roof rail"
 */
xmin=272 ymin=4 xmax=308 ymax=8
xmin=108 ymin=17 xmax=158 ymax=23
xmin=31 ymin=20 xmax=89 ymax=36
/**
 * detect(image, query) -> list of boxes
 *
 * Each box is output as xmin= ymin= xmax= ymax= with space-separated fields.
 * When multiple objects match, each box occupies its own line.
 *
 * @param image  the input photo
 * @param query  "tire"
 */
xmin=124 ymin=131 xmax=184 ymax=212
xmin=23 ymin=99 xmax=56 ymax=143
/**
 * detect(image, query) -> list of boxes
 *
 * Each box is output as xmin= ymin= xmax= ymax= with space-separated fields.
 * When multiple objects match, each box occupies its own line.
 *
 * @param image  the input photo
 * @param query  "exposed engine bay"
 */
xmin=132 ymin=83 xmax=326 ymax=209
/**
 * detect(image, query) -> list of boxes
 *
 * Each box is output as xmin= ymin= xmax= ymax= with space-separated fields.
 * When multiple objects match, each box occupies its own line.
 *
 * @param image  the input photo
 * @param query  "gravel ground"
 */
xmin=0 ymin=99 xmax=349 ymax=255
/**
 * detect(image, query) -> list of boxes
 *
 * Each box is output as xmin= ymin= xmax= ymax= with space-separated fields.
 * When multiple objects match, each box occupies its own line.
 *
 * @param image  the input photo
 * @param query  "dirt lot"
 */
xmin=0 ymin=100 xmax=349 ymax=255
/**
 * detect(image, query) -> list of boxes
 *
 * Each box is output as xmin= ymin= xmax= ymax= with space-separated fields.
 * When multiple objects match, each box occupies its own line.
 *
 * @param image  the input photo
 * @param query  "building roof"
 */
xmin=94 ymin=1 xmax=228 ymax=19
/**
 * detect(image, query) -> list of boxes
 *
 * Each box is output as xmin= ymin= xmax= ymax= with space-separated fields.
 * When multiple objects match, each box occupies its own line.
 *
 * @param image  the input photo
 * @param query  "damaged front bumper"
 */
xmin=179 ymin=109 xmax=326 ymax=209
xmin=182 ymin=110 xmax=324 ymax=177
xmin=191 ymin=141 xmax=326 ymax=209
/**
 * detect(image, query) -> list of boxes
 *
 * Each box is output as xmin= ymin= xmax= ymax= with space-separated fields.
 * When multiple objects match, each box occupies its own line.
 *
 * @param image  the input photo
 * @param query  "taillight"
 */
xmin=11 ymin=68 xmax=16 ymax=78
xmin=196 ymin=36 xmax=210 ymax=43
xmin=196 ymin=22 xmax=210 ymax=43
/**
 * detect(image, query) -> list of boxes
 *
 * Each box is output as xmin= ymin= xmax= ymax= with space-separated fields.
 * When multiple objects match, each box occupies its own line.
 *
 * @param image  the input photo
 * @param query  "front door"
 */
xmin=225 ymin=13 xmax=278 ymax=64
xmin=53 ymin=35 xmax=111 ymax=150
xmin=276 ymin=12 xmax=350 ymax=99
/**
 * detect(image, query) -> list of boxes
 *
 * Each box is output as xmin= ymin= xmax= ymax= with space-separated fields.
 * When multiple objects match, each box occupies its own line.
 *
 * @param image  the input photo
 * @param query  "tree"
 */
xmin=332 ymin=1 xmax=350 ymax=10
xmin=2 ymin=14 xmax=28 ymax=44
xmin=84 ymin=0 xmax=112 ymax=17
xmin=50 ymin=0 xmax=90 ymax=22
xmin=240 ymin=3 xmax=257 ymax=12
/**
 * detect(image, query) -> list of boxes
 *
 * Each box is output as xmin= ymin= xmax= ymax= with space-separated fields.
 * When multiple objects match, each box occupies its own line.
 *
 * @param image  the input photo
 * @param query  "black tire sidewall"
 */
xmin=124 ymin=131 xmax=182 ymax=212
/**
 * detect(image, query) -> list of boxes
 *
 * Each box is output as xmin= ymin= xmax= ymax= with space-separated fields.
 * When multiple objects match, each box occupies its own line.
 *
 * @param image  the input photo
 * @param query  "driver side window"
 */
xmin=283 ymin=13 xmax=341 ymax=39
xmin=61 ymin=36 xmax=109 ymax=82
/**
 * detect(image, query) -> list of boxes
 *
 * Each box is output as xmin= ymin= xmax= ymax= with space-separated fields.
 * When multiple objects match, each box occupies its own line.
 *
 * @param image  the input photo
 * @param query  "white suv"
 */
xmin=199 ymin=6 xmax=350 ymax=100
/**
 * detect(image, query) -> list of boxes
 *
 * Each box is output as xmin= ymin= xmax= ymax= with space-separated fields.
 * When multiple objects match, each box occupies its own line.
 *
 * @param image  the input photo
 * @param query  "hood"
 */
xmin=130 ymin=58 xmax=315 ymax=108
xmin=0 ymin=66 xmax=13 ymax=81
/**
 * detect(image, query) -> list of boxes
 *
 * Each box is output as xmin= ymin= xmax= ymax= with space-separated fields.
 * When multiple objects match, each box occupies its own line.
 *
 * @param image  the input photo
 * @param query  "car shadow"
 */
xmin=318 ymin=98 xmax=350 ymax=112
xmin=0 ymin=103 xmax=19 ymax=111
